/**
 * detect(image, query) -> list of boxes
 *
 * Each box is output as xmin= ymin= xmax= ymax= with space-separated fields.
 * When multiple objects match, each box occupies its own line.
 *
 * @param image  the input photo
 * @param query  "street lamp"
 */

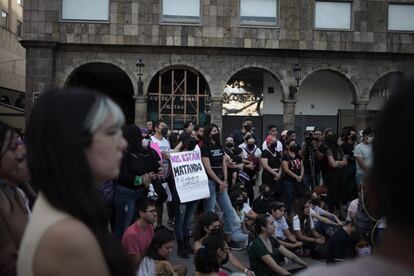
xmin=293 ymin=63 xmax=301 ymax=88
xmin=136 ymin=58 xmax=145 ymax=96
xmin=289 ymin=63 xmax=302 ymax=99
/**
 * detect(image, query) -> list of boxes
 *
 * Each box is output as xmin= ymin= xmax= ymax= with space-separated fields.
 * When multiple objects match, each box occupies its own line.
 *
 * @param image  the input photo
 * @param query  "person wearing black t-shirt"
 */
xmin=261 ymin=135 xmax=282 ymax=201
xmin=252 ymin=184 xmax=274 ymax=215
xmin=282 ymin=140 xmax=304 ymax=215
xmin=340 ymin=129 xmax=357 ymax=204
xmin=201 ymin=124 xmax=238 ymax=247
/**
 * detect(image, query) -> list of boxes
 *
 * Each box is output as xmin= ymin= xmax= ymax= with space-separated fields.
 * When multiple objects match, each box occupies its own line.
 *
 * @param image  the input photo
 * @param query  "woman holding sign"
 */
xmin=201 ymin=124 xmax=240 ymax=249
xmin=174 ymin=132 xmax=200 ymax=259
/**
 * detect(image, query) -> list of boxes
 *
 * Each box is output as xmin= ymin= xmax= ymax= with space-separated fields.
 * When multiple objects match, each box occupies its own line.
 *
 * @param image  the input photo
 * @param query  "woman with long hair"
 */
xmin=193 ymin=212 xmax=254 ymax=276
xmin=248 ymin=214 xmax=307 ymax=276
xmin=194 ymin=232 xmax=230 ymax=276
xmin=173 ymin=132 xmax=200 ymax=259
xmin=324 ymin=133 xmax=347 ymax=214
xmin=138 ymin=227 xmax=186 ymax=276
xmin=201 ymin=124 xmax=239 ymax=248
xmin=292 ymin=199 xmax=326 ymax=257
xmin=18 ymin=88 xmax=134 ymax=276
xmin=0 ymin=121 xmax=31 ymax=276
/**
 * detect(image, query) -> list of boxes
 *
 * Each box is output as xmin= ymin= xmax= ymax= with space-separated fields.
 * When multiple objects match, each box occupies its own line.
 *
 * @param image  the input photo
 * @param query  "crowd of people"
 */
xmin=1 ymin=76 xmax=414 ymax=276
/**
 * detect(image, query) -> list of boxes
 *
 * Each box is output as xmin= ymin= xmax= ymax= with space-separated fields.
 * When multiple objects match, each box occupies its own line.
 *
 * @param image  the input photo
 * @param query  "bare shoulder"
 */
xmin=33 ymin=218 xmax=110 ymax=276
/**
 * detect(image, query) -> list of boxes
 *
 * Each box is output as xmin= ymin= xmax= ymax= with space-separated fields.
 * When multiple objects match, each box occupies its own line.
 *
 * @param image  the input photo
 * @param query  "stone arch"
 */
xmin=300 ymin=66 xmax=359 ymax=101
xmin=145 ymin=63 xmax=212 ymax=95
xmin=60 ymin=59 xmax=137 ymax=94
xmin=224 ymin=63 xmax=288 ymax=99
xmin=369 ymin=70 xmax=403 ymax=98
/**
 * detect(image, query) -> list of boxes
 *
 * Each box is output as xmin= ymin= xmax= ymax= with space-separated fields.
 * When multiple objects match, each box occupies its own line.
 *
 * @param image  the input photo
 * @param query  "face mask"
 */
xmin=244 ymin=125 xmax=252 ymax=132
xmin=289 ymin=144 xmax=299 ymax=152
xmin=236 ymin=199 xmax=244 ymax=208
xmin=225 ymin=142 xmax=234 ymax=148
xmin=210 ymin=228 xmax=221 ymax=235
xmin=269 ymin=143 xmax=276 ymax=150
xmin=367 ymin=137 xmax=374 ymax=144
xmin=247 ymin=144 xmax=255 ymax=150
xmin=142 ymin=138 xmax=150 ymax=149
xmin=263 ymin=191 xmax=271 ymax=198
xmin=161 ymin=127 xmax=169 ymax=137
xmin=211 ymin=133 xmax=220 ymax=142
xmin=357 ymin=246 xmax=372 ymax=256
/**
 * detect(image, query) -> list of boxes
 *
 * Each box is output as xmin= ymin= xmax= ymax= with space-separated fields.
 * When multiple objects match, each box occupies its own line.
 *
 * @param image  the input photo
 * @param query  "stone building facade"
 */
xmin=21 ymin=0 xmax=414 ymax=139
xmin=0 ymin=0 xmax=25 ymax=129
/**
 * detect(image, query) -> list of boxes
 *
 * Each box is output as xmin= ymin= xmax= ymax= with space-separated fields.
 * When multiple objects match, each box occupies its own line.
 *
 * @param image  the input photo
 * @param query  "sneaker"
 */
xmin=166 ymin=218 xmax=174 ymax=231
xmin=229 ymin=240 xmax=243 ymax=251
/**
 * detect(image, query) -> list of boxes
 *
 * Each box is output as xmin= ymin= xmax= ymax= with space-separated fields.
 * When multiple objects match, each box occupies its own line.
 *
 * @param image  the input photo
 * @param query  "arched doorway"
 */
xmin=222 ymin=68 xmax=284 ymax=144
xmin=298 ymin=70 xmax=356 ymax=139
xmin=367 ymin=71 xmax=403 ymax=128
xmin=147 ymin=66 xmax=211 ymax=130
xmin=67 ymin=62 xmax=135 ymax=123
xmin=369 ymin=72 xmax=403 ymax=109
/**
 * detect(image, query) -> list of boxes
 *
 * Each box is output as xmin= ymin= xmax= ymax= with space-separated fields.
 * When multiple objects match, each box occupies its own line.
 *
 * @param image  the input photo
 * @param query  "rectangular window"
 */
xmin=61 ymin=0 xmax=109 ymax=21
xmin=17 ymin=0 xmax=23 ymax=6
xmin=162 ymin=0 xmax=200 ymax=23
xmin=1 ymin=11 xmax=8 ymax=29
xmin=315 ymin=1 xmax=351 ymax=30
xmin=240 ymin=0 xmax=277 ymax=26
xmin=388 ymin=4 xmax=414 ymax=31
xmin=17 ymin=20 xmax=22 ymax=37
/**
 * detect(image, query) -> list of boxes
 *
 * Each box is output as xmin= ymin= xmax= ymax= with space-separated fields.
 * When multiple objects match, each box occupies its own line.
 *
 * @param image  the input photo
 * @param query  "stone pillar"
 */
xmin=210 ymin=96 xmax=223 ymax=130
xmin=134 ymin=95 xmax=148 ymax=127
xmin=20 ymin=41 xmax=57 ymax=119
xmin=354 ymin=100 xmax=369 ymax=133
xmin=282 ymin=99 xmax=297 ymax=131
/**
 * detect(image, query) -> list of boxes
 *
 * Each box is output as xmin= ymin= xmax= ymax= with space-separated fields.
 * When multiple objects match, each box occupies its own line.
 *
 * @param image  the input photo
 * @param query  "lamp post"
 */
xmin=289 ymin=63 xmax=302 ymax=99
xmin=136 ymin=58 xmax=145 ymax=97
xmin=134 ymin=58 xmax=147 ymax=126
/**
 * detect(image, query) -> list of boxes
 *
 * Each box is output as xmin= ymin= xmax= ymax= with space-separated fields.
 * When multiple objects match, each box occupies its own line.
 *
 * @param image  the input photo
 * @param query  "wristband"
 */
xmin=133 ymin=175 xmax=143 ymax=186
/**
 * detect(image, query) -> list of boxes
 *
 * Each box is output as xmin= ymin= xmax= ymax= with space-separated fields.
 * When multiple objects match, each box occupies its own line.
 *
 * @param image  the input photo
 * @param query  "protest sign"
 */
xmin=170 ymin=146 xmax=210 ymax=203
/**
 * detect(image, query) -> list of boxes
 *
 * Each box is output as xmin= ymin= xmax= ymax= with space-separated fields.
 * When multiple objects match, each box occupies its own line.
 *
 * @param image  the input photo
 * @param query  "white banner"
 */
xmin=170 ymin=146 xmax=210 ymax=203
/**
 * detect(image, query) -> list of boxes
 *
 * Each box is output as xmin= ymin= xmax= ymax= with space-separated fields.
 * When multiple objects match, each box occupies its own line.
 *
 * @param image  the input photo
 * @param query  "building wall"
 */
xmin=23 ymin=0 xmax=414 ymax=53
xmin=21 ymin=0 xmax=414 ymax=130
xmin=0 ymin=0 xmax=25 ymax=93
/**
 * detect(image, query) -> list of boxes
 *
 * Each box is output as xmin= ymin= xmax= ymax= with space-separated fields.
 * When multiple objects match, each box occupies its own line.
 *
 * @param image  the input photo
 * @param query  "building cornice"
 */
xmin=19 ymin=40 xmax=414 ymax=61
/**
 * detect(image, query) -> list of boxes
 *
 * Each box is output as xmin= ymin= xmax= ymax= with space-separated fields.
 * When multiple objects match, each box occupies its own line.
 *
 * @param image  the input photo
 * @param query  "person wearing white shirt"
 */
xmin=269 ymin=201 xmax=303 ymax=251
xmin=292 ymin=200 xmax=325 ymax=257
xmin=261 ymin=124 xmax=283 ymax=152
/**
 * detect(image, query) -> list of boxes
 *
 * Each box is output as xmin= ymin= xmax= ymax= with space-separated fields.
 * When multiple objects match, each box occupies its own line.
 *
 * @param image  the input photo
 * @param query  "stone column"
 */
xmin=20 ymin=41 xmax=57 ymax=119
xmin=134 ymin=95 xmax=148 ymax=127
xmin=282 ymin=99 xmax=297 ymax=131
xmin=354 ymin=100 xmax=369 ymax=133
xmin=210 ymin=96 xmax=223 ymax=130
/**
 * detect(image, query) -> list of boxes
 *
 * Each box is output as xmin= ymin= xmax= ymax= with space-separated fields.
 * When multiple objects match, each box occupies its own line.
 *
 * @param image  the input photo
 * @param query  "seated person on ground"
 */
xmin=346 ymin=198 xmax=359 ymax=223
xmin=252 ymin=184 xmax=274 ymax=215
xmin=292 ymin=200 xmax=326 ymax=257
xmin=325 ymin=222 xmax=358 ymax=263
xmin=269 ymin=201 xmax=304 ymax=253
xmin=193 ymin=212 xmax=254 ymax=275
xmin=138 ymin=227 xmax=186 ymax=276
xmin=248 ymin=214 xmax=307 ymax=276
xmin=310 ymin=197 xmax=344 ymax=237
xmin=122 ymin=199 xmax=157 ymax=269
xmin=229 ymin=191 xmax=250 ymax=246
xmin=194 ymin=232 xmax=231 ymax=276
